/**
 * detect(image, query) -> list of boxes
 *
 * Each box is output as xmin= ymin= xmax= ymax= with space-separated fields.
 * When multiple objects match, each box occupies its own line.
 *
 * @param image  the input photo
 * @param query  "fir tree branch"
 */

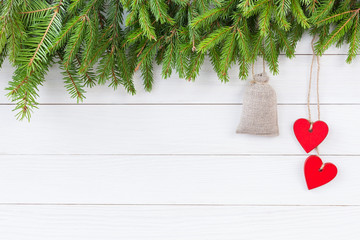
xmin=347 ymin=15 xmax=359 ymax=63
xmin=1 ymin=0 xmax=360 ymax=120
xmin=20 ymin=6 xmax=57 ymax=14
xmin=187 ymin=51 xmax=205 ymax=81
xmin=139 ymin=4 xmax=157 ymax=40
xmin=197 ymin=26 xmax=232 ymax=52
xmin=291 ymin=0 xmax=310 ymax=28
xmin=135 ymin=36 xmax=164 ymax=71
xmin=162 ymin=42 xmax=174 ymax=78
xmin=319 ymin=11 xmax=358 ymax=52
xmin=76 ymin=55 xmax=95 ymax=87
xmin=63 ymin=18 xmax=86 ymax=68
xmin=29 ymin=1 xmax=63 ymax=68
xmin=312 ymin=0 xmax=335 ymax=22
xmin=219 ymin=29 xmax=237 ymax=82
xmin=315 ymin=9 xmax=359 ymax=25
xmin=259 ymin=2 xmax=272 ymax=36
xmin=191 ymin=0 xmax=234 ymax=29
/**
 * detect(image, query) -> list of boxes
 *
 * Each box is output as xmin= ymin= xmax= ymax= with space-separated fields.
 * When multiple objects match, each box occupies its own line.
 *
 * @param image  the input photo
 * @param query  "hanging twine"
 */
xmin=307 ymin=36 xmax=321 ymax=122
xmin=307 ymin=36 xmax=321 ymax=158
xmin=262 ymin=57 xmax=266 ymax=74
xmin=251 ymin=57 xmax=266 ymax=82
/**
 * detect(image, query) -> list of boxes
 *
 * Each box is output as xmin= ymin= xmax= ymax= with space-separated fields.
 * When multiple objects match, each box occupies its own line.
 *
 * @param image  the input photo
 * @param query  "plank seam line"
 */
xmin=279 ymin=53 xmax=360 ymax=56
xmin=0 ymin=103 xmax=360 ymax=106
xmin=0 ymin=203 xmax=358 ymax=207
xmin=0 ymin=154 xmax=359 ymax=156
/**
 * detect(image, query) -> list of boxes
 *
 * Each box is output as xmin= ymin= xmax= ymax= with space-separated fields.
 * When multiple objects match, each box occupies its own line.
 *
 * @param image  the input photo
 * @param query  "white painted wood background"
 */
xmin=0 ymin=35 xmax=359 ymax=239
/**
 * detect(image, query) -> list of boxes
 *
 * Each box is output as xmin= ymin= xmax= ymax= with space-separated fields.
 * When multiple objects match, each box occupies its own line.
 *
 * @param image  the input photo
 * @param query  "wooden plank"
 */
xmin=0 ymin=155 xmax=356 ymax=205
xmin=0 ymin=105 xmax=358 ymax=154
xmin=0 ymin=54 xmax=359 ymax=104
xmin=0 ymin=205 xmax=359 ymax=240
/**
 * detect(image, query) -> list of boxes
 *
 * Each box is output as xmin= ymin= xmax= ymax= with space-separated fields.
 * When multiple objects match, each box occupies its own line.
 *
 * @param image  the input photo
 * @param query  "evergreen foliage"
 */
xmin=0 ymin=0 xmax=359 ymax=119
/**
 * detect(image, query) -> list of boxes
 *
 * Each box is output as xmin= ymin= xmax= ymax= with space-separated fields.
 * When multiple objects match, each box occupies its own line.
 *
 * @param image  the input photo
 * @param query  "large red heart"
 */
xmin=293 ymin=118 xmax=329 ymax=153
xmin=304 ymin=155 xmax=337 ymax=190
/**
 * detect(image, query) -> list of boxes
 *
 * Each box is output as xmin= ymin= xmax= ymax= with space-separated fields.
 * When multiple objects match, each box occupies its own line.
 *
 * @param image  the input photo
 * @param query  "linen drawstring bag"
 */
xmin=236 ymin=72 xmax=279 ymax=136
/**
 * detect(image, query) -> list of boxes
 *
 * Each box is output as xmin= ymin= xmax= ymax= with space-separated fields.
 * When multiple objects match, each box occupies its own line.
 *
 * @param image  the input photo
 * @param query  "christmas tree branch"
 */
xmin=0 ymin=0 xmax=359 ymax=120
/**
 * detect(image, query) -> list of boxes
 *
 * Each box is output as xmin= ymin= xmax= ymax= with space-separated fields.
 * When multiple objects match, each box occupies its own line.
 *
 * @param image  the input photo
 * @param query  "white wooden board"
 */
xmin=0 ymin=205 xmax=359 ymax=240
xmin=0 ymin=34 xmax=359 ymax=239
xmin=1 ymin=55 xmax=360 ymax=104
xmin=0 ymin=155 xmax=356 ymax=205
xmin=0 ymin=105 xmax=358 ymax=154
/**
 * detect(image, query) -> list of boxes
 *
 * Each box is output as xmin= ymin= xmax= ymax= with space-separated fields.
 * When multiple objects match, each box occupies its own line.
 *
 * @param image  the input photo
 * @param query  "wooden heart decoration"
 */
xmin=293 ymin=118 xmax=329 ymax=153
xmin=304 ymin=155 xmax=337 ymax=190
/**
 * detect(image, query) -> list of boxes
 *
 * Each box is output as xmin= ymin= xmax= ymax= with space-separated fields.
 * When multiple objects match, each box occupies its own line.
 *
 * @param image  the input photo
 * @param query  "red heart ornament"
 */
xmin=304 ymin=155 xmax=337 ymax=190
xmin=293 ymin=118 xmax=329 ymax=153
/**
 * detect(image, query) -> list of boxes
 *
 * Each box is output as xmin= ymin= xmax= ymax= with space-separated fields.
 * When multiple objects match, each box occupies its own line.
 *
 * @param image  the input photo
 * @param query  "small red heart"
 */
xmin=304 ymin=155 xmax=337 ymax=190
xmin=293 ymin=118 xmax=329 ymax=153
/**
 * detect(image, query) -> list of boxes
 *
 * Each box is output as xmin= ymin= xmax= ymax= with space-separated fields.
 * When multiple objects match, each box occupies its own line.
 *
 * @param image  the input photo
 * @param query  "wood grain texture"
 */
xmin=0 ymin=105 xmax=358 ymax=154
xmin=0 ymin=55 xmax=359 ymax=104
xmin=0 ymin=34 xmax=359 ymax=239
xmin=0 ymin=205 xmax=359 ymax=240
xmin=0 ymin=155 xmax=356 ymax=205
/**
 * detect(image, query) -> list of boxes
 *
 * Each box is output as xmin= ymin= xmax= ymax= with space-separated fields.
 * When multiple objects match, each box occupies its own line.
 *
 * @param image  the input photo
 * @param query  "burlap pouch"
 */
xmin=236 ymin=72 xmax=279 ymax=136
